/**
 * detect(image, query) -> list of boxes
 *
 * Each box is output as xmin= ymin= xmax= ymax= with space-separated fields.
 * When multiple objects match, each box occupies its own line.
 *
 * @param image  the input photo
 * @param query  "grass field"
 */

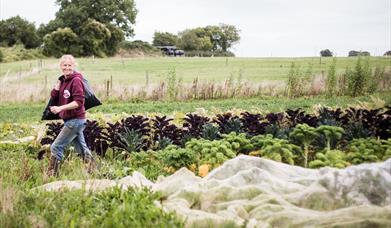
xmin=1 ymin=92 xmax=390 ymax=123
xmin=2 ymin=56 xmax=390 ymax=85
xmin=1 ymin=56 xmax=390 ymax=103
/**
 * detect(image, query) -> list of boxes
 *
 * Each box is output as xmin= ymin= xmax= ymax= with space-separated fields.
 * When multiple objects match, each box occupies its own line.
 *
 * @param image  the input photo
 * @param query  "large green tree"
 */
xmin=80 ymin=19 xmax=111 ymax=56
xmin=214 ymin=24 xmax=240 ymax=52
xmin=40 ymin=0 xmax=137 ymax=57
xmin=152 ymin=32 xmax=178 ymax=46
xmin=54 ymin=0 xmax=137 ymax=36
xmin=43 ymin=27 xmax=82 ymax=57
xmin=0 ymin=16 xmax=40 ymax=48
xmin=177 ymin=30 xmax=202 ymax=51
xmin=176 ymin=24 xmax=240 ymax=52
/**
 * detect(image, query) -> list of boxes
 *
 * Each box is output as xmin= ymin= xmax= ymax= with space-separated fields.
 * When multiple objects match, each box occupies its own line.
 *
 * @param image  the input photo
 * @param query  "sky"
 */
xmin=1 ymin=0 xmax=390 ymax=57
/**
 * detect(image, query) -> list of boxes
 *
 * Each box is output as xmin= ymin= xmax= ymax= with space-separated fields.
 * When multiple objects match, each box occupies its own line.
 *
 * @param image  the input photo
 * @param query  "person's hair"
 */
xmin=59 ymin=54 xmax=77 ymax=67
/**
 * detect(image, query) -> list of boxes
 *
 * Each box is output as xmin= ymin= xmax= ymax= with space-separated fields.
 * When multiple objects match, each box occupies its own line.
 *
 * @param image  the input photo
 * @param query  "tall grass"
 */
xmin=326 ymin=58 xmax=337 ymax=97
xmin=348 ymin=57 xmax=367 ymax=97
xmin=0 ymin=144 xmax=184 ymax=227
xmin=286 ymin=62 xmax=300 ymax=98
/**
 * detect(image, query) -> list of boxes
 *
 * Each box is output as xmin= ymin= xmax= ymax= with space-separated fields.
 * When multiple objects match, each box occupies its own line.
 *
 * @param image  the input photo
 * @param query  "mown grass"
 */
xmin=1 ymin=92 xmax=390 ymax=123
xmin=2 ymin=56 xmax=390 ymax=85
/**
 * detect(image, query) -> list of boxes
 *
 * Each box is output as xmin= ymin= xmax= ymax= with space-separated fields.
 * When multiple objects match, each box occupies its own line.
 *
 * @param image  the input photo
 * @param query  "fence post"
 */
xmin=44 ymin=75 xmax=47 ymax=92
xmin=106 ymin=80 xmax=110 ymax=97
xmin=110 ymin=75 xmax=113 ymax=91
xmin=145 ymin=70 xmax=149 ymax=86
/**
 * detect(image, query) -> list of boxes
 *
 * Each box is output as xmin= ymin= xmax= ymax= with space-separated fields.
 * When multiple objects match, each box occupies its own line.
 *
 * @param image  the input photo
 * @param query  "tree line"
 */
xmin=320 ymin=49 xmax=391 ymax=57
xmin=0 ymin=0 xmax=137 ymax=58
xmin=0 ymin=0 xmax=240 ymax=58
xmin=152 ymin=24 xmax=240 ymax=56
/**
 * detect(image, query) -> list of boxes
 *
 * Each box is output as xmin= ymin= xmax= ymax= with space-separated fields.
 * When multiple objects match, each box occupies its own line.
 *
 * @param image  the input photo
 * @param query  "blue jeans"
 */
xmin=50 ymin=119 xmax=92 ymax=161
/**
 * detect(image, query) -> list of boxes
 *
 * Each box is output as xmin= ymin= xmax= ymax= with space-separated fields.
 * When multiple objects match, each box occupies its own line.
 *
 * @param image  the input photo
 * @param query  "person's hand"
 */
xmin=50 ymin=106 xmax=63 ymax=114
xmin=54 ymin=80 xmax=61 ymax=90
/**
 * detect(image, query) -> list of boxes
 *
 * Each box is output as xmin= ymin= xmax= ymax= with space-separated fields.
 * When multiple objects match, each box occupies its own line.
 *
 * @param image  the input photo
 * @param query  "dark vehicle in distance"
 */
xmin=155 ymin=46 xmax=185 ymax=56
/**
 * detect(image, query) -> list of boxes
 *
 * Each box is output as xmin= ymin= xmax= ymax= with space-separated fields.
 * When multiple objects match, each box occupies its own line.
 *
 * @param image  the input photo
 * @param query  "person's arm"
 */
xmin=50 ymin=101 xmax=79 ymax=114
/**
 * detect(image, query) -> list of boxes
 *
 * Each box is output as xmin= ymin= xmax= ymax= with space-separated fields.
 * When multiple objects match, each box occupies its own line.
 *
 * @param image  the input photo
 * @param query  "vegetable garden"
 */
xmin=38 ymin=106 xmax=391 ymax=176
xmin=1 ymin=57 xmax=391 ymax=227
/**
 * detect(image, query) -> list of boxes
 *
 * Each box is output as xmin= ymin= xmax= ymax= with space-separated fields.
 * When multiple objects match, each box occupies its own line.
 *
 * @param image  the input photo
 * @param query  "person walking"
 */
xmin=47 ymin=54 xmax=94 ymax=176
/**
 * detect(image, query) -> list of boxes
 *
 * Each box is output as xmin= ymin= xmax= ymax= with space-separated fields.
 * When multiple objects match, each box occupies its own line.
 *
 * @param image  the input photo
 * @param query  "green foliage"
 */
xmin=0 ymin=146 xmax=182 ymax=228
xmin=221 ymin=132 xmax=254 ymax=154
xmin=320 ymin=49 xmax=333 ymax=57
xmin=0 ymin=45 xmax=45 ymax=62
xmin=185 ymin=139 xmax=236 ymax=167
xmin=290 ymin=124 xmax=319 ymax=147
xmin=289 ymin=124 xmax=319 ymax=167
xmin=155 ymin=136 xmax=173 ymax=150
xmin=250 ymin=134 xmax=301 ymax=165
xmin=119 ymin=40 xmax=159 ymax=54
xmin=128 ymin=151 xmax=166 ymax=180
xmin=0 ymin=49 xmax=3 ymax=62
xmin=368 ymin=65 xmax=385 ymax=93
xmin=54 ymin=0 xmax=137 ymax=37
xmin=286 ymin=62 xmax=301 ymax=98
xmin=104 ymin=24 xmax=125 ymax=56
xmin=315 ymin=125 xmax=345 ymax=151
xmin=215 ymin=24 xmax=241 ymax=52
xmin=12 ymin=187 xmax=183 ymax=227
xmin=0 ymin=16 xmax=40 ymax=48
xmin=43 ymin=27 xmax=81 ymax=57
xmin=39 ymin=0 xmax=137 ymax=57
xmin=175 ymin=24 xmax=239 ymax=53
xmin=167 ymin=68 xmax=180 ymax=100
xmin=201 ymin=123 xmax=221 ymax=141
xmin=362 ymin=57 xmax=372 ymax=93
xmin=158 ymin=145 xmax=196 ymax=170
xmin=117 ymin=128 xmax=145 ymax=153
xmin=348 ymin=50 xmax=370 ymax=57
xmin=309 ymin=150 xmax=349 ymax=168
xmin=152 ymin=32 xmax=178 ymax=46
xmin=259 ymin=143 xmax=296 ymax=165
xmin=384 ymin=141 xmax=391 ymax=160
xmin=347 ymin=57 xmax=371 ymax=97
xmin=346 ymin=138 xmax=391 ymax=164
xmin=80 ymin=19 xmax=112 ymax=57
xmin=326 ymin=58 xmax=337 ymax=97
xmin=178 ymin=29 xmax=204 ymax=51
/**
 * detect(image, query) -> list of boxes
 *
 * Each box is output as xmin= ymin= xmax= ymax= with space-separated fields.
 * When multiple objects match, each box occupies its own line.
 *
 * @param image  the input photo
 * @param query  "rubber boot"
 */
xmin=47 ymin=155 xmax=60 ymax=177
xmin=83 ymin=156 xmax=95 ymax=174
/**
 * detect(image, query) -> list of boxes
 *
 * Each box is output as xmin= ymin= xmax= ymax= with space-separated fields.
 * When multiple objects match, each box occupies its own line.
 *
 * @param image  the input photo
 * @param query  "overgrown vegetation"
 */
xmin=0 ymin=144 xmax=184 ymax=227
xmin=0 ymin=45 xmax=45 ymax=62
xmin=117 ymin=40 xmax=161 ymax=57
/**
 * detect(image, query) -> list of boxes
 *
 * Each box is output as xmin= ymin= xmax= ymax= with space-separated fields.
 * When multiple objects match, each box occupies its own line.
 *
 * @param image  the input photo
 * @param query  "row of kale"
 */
xmin=40 ymin=106 xmax=391 ymax=156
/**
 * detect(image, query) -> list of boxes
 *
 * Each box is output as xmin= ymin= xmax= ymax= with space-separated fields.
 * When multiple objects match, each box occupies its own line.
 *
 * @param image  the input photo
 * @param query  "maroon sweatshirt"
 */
xmin=50 ymin=71 xmax=86 ymax=120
